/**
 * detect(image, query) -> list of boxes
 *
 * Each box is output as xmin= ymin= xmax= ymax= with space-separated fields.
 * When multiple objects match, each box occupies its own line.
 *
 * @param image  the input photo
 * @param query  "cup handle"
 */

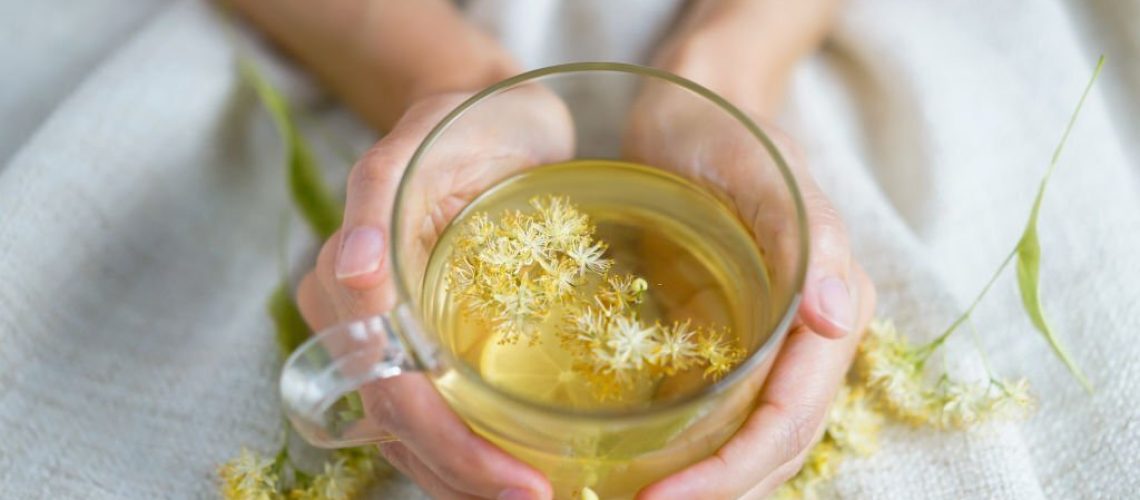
xmin=279 ymin=304 xmax=428 ymax=448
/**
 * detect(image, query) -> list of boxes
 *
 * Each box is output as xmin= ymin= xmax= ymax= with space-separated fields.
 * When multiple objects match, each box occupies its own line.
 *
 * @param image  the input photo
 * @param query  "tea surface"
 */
xmin=423 ymin=160 xmax=771 ymax=410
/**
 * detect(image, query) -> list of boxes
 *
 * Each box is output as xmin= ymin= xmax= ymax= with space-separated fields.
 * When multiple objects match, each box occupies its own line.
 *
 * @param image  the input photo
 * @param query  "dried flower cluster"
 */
xmin=447 ymin=196 xmax=744 ymax=399
xmin=219 ymin=448 xmax=280 ymax=500
xmin=219 ymin=447 xmax=383 ymax=500
xmin=858 ymin=320 xmax=1034 ymax=429
xmin=753 ymin=56 xmax=1107 ymax=498
xmin=777 ymin=320 xmax=1036 ymax=499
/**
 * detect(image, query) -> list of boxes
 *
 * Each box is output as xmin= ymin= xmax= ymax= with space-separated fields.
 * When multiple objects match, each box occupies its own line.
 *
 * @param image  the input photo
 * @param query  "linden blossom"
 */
xmin=218 ymin=447 xmax=383 ymax=499
xmin=445 ymin=195 xmax=745 ymax=400
xmin=857 ymin=321 xmax=1033 ymax=429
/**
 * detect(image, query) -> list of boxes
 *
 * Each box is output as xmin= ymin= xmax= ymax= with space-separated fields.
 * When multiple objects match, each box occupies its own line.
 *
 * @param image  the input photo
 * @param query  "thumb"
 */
xmin=797 ymin=178 xmax=856 ymax=339
xmin=334 ymin=96 xmax=465 ymax=290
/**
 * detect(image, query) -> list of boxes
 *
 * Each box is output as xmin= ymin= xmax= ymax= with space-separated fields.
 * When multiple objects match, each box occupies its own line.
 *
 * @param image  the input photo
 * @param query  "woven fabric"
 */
xmin=1 ymin=0 xmax=1136 ymax=497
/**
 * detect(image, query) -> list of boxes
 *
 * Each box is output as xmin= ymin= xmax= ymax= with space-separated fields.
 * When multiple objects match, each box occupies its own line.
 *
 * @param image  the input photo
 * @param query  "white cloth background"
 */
xmin=1 ymin=0 xmax=1136 ymax=498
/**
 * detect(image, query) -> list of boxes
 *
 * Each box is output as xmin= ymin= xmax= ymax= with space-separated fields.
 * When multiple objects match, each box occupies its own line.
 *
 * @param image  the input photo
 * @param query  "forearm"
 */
xmin=228 ymin=0 xmax=518 ymax=131
xmin=655 ymin=0 xmax=840 ymax=118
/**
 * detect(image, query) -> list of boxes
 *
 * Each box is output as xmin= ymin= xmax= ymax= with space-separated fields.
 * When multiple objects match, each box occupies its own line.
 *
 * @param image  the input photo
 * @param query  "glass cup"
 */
xmin=280 ymin=62 xmax=808 ymax=498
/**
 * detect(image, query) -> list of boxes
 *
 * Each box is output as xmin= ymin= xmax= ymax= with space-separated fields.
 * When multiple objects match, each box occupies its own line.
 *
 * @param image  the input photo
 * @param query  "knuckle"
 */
xmin=349 ymin=145 xmax=406 ymax=191
xmin=764 ymin=127 xmax=807 ymax=168
xmin=348 ymin=157 xmax=399 ymax=193
xmin=805 ymin=192 xmax=844 ymax=230
xmin=805 ymin=197 xmax=850 ymax=255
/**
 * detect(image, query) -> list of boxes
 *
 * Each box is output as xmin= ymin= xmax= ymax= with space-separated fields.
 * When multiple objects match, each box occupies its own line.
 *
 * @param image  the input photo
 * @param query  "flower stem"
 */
xmin=917 ymin=247 xmax=1018 ymax=360
xmin=967 ymin=318 xmax=996 ymax=379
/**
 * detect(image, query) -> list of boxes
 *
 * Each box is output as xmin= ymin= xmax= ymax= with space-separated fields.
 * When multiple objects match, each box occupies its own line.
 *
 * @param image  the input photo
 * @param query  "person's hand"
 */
xmin=625 ymin=78 xmax=876 ymax=499
xmin=295 ymin=88 xmax=573 ymax=500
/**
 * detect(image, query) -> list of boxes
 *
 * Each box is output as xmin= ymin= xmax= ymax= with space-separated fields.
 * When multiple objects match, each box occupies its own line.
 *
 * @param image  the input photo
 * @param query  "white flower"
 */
xmin=492 ymin=280 xmax=542 ymax=343
xmin=533 ymin=196 xmax=590 ymax=249
xmin=655 ymin=321 xmax=698 ymax=372
xmin=988 ymin=378 xmax=1033 ymax=420
xmin=605 ymin=315 xmax=660 ymax=371
xmin=860 ymin=321 xmax=931 ymax=421
xmin=826 ymin=386 xmax=882 ymax=455
xmin=298 ymin=458 xmax=354 ymax=500
xmin=860 ymin=321 xmax=1036 ymax=428
xmin=591 ymin=344 xmax=633 ymax=372
xmin=573 ymin=307 xmax=608 ymax=345
xmin=938 ymin=381 xmax=985 ymax=428
xmin=540 ymin=257 xmax=580 ymax=299
xmin=513 ymin=221 xmax=552 ymax=266
xmin=218 ymin=448 xmax=280 ymax=500
xmin=481 ymin=236 xmax=520 ymax=269
xmin=446 ymin=256 xmax=478 ymax=292
xmin=461 ymin=212 xmax=495 ymax=247
xmin=566 ymin=239 xmax=611 ymax=276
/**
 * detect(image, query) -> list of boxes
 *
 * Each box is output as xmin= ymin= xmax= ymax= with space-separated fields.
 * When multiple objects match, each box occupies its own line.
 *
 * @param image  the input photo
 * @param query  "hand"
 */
xmin=295 ymin=89 xmax=573 ymax=499
xmin=625 ymin=79 xmax=876 ymax=499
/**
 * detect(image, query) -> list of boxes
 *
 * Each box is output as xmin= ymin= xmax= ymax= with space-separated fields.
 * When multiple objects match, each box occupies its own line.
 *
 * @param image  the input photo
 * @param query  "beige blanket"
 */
xmin=1 ymin=0 xmax=1137 ymax=497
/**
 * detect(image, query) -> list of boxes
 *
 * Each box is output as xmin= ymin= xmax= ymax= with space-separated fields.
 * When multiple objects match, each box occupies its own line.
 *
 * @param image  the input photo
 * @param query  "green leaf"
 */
xmin=238 ymin=58 xmax=342 ymax=239
xmin=268 ymin=283 xmax=310 ymax=356
xmin=265 ymin=210 xmax=309 ymax=356
xmin=238 ymin=57 xmax=351 ymax=356
xmin=1015 ymin=55 xmax=1104 ymax=392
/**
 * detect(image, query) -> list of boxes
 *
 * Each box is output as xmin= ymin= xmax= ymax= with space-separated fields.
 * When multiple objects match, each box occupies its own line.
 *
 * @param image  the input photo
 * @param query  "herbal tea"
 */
xmin=419 ymin=160 xmax=773 ymax=497
xmin=424 ymin=160 xmax=770 ymax=410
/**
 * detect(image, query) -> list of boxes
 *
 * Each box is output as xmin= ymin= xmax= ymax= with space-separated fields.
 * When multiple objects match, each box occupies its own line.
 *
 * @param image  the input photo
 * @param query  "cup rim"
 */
xmin=391 ymin=61 xmax=809 ymax=421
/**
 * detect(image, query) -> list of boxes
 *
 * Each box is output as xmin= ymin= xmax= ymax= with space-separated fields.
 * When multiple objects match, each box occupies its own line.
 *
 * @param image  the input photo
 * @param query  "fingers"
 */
xmin=799 ymin=186 xmax=856 ymax=339
xmin=770 ymin=133 xmax=857 ymax=340
xmin=639 ymin=265 xmax=873 ymax=499
xmin=335 ymin=95 xmax=468 ymax=289
xmin=637 ymin=323 xmax=860 ymax=499
xmin=334 ymin=88 xmax=574 ymax=291
xmin=301 ymin=232 xmax=552 ymax=499
xmin=738 ymin=435 xmax=821 ymax=500
xmin=300 ymin=90 xmax=579 ymax=499
xmin=639 ymin=265 xmax=875 ymax=500
xmin=307 ymin=229 xmax=398 ymax=322
xmin=296 ymin=271 xmax=338 ymax=330
xmin=623 ymin=91 xmax=858 ymax=339
xmin=378 ymin=442 xmax=479 ymax=500
xmin=366 ymin=375 xmax=552 ymax=499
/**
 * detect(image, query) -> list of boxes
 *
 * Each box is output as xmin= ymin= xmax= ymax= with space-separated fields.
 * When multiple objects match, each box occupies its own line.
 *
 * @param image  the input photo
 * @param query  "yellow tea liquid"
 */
xmin=421 ymin=160 xmax=772 ymax=498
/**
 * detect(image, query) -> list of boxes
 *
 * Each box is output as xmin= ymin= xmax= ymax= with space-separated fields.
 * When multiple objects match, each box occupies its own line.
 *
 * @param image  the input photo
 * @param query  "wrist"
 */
xmin=653 ymin=0 xmax=838 ymax=118
xmin=230 ymin=0 xmax=519 ymax=131
xmin=361 ymin=2 xmax=520 ymax=128
xmin=402 ymin=35 xmax=519 ymax=107
xmin=654 ymin=26 xmax=792 ymax=119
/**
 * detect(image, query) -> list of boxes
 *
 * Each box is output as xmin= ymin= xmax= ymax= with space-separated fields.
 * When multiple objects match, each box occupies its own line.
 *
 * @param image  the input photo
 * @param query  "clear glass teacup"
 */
xmin=280 ymin=62 xmax=808 ymax=498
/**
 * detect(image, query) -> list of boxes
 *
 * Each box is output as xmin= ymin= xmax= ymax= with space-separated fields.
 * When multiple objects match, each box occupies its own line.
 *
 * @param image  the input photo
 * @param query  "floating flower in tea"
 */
xmin=445 ymin=195 xmax=744 ymax=401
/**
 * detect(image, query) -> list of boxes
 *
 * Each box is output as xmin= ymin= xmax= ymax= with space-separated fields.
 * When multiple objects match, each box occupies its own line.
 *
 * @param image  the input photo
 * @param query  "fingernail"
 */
xmin=335 ymin=226 xmax=384 ymax=280
xmin=818 ymin=276 xmax=853 ymax=333
xmin=498 ymin=488 xmax=535 ymax=500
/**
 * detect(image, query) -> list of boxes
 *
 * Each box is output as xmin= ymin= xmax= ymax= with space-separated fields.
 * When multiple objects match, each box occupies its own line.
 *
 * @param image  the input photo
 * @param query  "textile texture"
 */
xmin=1 ymin=0 xmax=1136 ymax=498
